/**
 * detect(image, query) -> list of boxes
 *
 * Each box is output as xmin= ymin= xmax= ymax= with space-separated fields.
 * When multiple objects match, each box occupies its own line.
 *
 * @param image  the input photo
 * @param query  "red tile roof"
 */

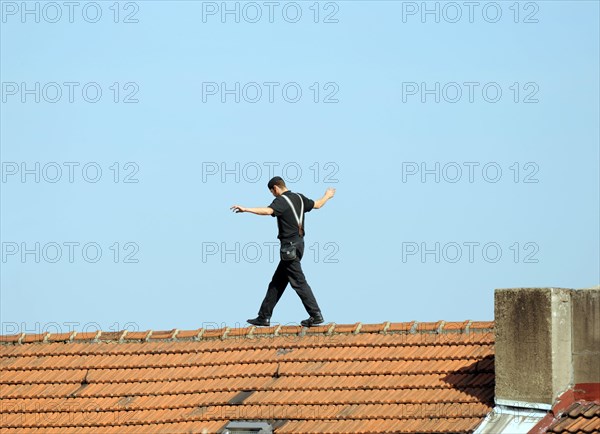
xmin=545 ymin=401 xmax=600 ymax=433
xmin=530 ymin=384 xmax=600 ymax=434
xmin=0 ymin=321 xmax=495 ymax=433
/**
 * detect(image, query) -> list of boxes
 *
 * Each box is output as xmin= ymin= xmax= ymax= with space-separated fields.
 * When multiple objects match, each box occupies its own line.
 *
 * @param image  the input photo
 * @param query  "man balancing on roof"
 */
xmin=230 ymin=176 xmax=336 ymax=328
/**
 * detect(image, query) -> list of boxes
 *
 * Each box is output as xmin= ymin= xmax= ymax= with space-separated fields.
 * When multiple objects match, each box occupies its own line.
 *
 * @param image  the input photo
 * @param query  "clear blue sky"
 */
xmin=1 ymin=1 xmax=598 ymax=335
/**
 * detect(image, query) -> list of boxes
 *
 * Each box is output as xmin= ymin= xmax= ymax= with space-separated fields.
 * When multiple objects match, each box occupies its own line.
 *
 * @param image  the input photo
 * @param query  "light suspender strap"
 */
xmin=281 ymin=193 xmax=304 ymax=235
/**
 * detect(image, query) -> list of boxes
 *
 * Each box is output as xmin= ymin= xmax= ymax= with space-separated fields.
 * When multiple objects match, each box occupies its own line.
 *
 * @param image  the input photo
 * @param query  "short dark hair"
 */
xmin=267 ymin=176 xmax=286 ymax=190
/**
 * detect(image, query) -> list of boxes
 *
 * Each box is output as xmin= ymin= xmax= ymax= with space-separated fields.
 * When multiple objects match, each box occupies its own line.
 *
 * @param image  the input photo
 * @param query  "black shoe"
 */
xmin=247 ymin=317 xmax=270 ymax=327
xmin=301 ymin=313 xmax=324 ymax=328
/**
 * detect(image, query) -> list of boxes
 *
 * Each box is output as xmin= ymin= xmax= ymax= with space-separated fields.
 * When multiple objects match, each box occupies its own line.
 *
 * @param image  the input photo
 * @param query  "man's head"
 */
xmin=267 ymin=176 xmax=287 ymax=197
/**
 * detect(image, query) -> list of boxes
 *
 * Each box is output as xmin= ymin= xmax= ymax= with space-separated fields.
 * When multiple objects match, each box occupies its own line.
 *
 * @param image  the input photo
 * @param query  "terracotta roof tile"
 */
xmin=147 ymin=329 xmax=178 ymax=340
xmin=20 ymin=333 xmax=49 ymax=344
xmin=358 ymin=322 xmax=389 ymax=334
xmin=0 ymin=321 xmax=495 ymax=433
xmin=469 ymin=321 xmax=494 ymax=331
xmin=387 ymin=321 xmax=414 ymax=333
xmin=442 ymin=320 xmax=471 ymax=332
xmin=331 ymin=322 xmax=361 ymax=334
xmin=0 ymin=334 xmax=22 ymax=344
xmin=224 ymin=326 xmax=252 ymax=338
xmin=277 ymin=325 xmax=304 ymax=335
xmin=122 ymin=330 xmax=152 ymax=341
xmin=305 ymin=324 xmax=336 ymax=336
xmin=72 ymin=332 xmax=99 ymax=342
xmin=544 ymin=401 xmax=600 ymax=433
xmin=417 ymin=321 xmax=443 ymax=332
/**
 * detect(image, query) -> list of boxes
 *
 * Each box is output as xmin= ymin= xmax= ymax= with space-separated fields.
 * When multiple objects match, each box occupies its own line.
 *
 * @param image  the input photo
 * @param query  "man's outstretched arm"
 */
xmin=230 ymin=205 xmax=274 ymax=216
xmin=313 ymin=187 xmax=336 ymax=209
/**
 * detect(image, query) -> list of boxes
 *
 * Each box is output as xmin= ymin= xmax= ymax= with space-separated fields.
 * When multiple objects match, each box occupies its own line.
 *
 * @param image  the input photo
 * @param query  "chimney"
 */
xmin=571 ymin=287 xmax=600 ymax=389
xmin=494 ymin=287 xmax=600 ymax=409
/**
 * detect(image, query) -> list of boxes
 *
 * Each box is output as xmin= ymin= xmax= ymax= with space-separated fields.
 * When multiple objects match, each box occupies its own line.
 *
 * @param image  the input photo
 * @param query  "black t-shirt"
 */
xmin=268 ymin=191 xmax=315 ymax=240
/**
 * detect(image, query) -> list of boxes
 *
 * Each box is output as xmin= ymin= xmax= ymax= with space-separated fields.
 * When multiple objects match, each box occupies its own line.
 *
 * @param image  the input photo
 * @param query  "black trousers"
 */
xmin=258 ymin=238 xmax=322 ymax=319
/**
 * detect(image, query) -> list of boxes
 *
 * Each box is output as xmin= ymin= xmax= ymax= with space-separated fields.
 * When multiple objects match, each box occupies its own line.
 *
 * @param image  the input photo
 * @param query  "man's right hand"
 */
xmin=325 ymin=187 xmax=336 ymax=199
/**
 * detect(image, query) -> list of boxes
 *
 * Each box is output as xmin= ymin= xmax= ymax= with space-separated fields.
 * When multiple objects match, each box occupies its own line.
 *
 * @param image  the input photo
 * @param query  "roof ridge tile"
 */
xmin=0 ymin=320 xmax=495 ymax=346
